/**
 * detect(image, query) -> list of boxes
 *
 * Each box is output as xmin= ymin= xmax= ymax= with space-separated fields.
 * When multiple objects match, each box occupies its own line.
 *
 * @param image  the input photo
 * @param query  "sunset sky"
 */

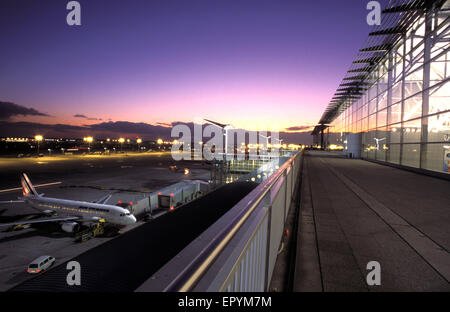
xmin=0 ymin=0 xmax=388 ymax=141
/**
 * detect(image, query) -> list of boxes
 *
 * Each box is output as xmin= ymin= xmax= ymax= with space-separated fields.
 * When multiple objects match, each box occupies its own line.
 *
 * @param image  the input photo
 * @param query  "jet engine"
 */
xmin=61 ymin=222 xmax=80 ymax=233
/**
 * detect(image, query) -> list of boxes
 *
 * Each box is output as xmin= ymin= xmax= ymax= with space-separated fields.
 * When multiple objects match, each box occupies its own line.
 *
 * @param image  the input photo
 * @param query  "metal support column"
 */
xmin=386 ymin=49 xmax=394 ymax=162
xmin=420 ymin=7 xmax=433 ymax=168
xmin=399 ymin=33 xmax=407 ymax=165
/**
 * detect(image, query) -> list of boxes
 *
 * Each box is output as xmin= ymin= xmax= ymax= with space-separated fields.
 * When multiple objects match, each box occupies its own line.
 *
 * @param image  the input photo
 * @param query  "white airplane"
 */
xmin=0 ymin=173 xmax=136 ymax=233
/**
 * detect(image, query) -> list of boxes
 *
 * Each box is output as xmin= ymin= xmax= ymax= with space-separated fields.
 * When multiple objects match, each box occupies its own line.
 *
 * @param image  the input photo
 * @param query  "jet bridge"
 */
xmin=129 ymin=180 xmax=209 ymax=216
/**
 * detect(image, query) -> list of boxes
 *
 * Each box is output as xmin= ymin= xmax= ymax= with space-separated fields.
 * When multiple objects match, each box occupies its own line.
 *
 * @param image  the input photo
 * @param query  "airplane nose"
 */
xmin=129 ymin=215 xmax=137 ymax=224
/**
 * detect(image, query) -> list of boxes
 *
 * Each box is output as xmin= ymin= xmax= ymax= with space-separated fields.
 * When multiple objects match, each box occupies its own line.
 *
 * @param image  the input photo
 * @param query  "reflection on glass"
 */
xmin=403 ymin=95 xmax=422 ymax=121
xmin=402 ymin=144 xmax=421 ymax=168
xmin=403 ymin=119 xmax=422 ymax=143
xmin=423 ymin=143 xmax=450 ymax=173
xmin=389 ymin=103 xmax=402 ymax=124
xmin=369 ymin=114 xmax=377 ymax=130
xmin=429 ymin=81 xmax=450 ymax=114
xmin=387 ymin=144 xmax=401 ymax=164
xmin=427 ymin=112 xmax=450 ymax=143
xmin=377 ymin=109 xmax=387 ymax=127
xmin=389 ymin=124 xmax=402 ymax=144
xmin=391 ymin=81 xmax=402 ymax=104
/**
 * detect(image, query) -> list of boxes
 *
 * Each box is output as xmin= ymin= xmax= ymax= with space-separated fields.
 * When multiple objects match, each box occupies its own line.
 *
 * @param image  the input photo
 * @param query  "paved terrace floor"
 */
xmin=294 ymin=151 xmax=450 ymax=292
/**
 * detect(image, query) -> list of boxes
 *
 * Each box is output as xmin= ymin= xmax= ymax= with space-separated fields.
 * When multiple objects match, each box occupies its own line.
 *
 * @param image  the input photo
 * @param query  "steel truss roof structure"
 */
xmin=312 ymin=0 xmax=447 ymax=135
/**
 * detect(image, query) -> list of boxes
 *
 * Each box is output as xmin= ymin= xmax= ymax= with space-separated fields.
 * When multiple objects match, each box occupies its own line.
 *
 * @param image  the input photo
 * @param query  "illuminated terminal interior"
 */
xmin=313 ymin=0 xmax=450 ymax=174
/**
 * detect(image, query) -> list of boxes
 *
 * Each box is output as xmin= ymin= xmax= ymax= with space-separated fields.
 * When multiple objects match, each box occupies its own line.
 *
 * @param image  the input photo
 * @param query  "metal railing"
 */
xmin=136 ymin=150 xmax=302 ymax=292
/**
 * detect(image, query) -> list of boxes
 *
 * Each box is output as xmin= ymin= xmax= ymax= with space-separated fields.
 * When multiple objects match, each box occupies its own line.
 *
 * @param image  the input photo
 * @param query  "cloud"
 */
xmin=156 ymin=122 xmax=172 ymax=127
xmin=88 ymin=121 xmax=172 ymax=138
xmin=73 ymin=114 xmax=101 ymax=121
xmin=0 ymin=101 xmax=50 ymax=120
xmin=284 ymin=125 xmax=313 ymax=133
xmin=0 ymin=120 xmax=174 ymax=139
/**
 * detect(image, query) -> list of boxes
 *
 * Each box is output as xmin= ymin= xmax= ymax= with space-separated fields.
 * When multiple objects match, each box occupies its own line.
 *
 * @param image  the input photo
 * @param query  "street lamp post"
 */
xmin=157 ymin=138 xmax=163 ymax=150
xmin=204 ymin=119 xmax=233 ymax=159
xmin=223 ymin=125 xmax=233 ymax=158
xmin=119 ymin=138 xmax=125 ymax=153
xmin=204 ymin=119 xmax=234 ymax=187
xmin=137 ymin=138 xmax=142 ymax=152
xmin=259 ymin=134 xmax=271 ymax=155
xmin=84 ymin=136 xmax=93 ymax=153
xmin=34 ymin=135 xmax=43 ymax=157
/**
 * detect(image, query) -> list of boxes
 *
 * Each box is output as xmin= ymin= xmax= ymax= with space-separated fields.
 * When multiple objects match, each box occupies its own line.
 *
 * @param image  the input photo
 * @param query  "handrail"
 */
xmin=163 ymin=151 xmax=300 ymax=292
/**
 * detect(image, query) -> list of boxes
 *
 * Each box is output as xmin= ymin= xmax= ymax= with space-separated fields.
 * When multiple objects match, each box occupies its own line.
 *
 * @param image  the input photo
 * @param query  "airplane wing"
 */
xmin=0 ymin=200 xmax=24 ymax=204
xmin=95 ymin=194 xmax=112 ymax=205
xmin=0 ymin=216 xmax=79 ymax=227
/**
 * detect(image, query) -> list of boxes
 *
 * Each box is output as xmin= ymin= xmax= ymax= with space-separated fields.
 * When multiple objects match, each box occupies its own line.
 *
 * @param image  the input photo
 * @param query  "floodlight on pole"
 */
xmin=204 ymin=119 xmax=233 ymax=157
xmin=258 ymin=133 xmax=271 ymax=151
xmin=137 ymin=138 xmax=142 ymax=152
xmin=84 ymin=136 xmax=94 ymax=152
xmin=118 ymin=138 xmax=125 ymax=152
xmin=35 ymin=135 xmax=43 ymax=156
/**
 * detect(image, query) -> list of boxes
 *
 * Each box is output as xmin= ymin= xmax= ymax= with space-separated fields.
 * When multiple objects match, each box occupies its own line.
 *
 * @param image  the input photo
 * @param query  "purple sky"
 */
xmin=0 ymin=0 xmax=388 ymax=141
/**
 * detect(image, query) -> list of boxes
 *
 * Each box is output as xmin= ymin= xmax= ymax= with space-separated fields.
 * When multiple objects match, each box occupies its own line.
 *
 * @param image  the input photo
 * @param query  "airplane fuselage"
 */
xmin=23 ymin=196 xmax=136 ymax=226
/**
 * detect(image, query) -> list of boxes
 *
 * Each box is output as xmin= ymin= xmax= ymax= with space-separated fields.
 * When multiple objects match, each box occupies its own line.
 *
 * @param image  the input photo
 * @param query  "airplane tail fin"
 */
xmin=21 ymin=173 xmax=39 ymax=197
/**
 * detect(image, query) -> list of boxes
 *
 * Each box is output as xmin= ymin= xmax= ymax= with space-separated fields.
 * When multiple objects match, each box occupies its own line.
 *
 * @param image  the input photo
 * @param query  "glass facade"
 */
xmin=325 ymin=6 xmax=450 ymax=175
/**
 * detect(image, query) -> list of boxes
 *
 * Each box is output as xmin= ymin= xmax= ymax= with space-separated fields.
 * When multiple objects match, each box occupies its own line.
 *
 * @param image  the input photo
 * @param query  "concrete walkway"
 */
xmin=294 ymin=151 xmax=450 ymax=292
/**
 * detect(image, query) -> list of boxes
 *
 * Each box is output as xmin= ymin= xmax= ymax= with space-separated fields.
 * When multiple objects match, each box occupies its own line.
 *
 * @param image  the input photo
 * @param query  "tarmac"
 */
xmin=293 ymin=150 xmax=450 ymax=291
xmin=10 ymin=181 xmax=257 ymax=292
xmin=0 ymin=152 xmax=211 ymax=291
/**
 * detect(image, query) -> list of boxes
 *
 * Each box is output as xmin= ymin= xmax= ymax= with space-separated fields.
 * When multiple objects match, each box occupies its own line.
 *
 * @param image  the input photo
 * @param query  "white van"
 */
xmin=27 ymin=256 xmax=55 ymax=274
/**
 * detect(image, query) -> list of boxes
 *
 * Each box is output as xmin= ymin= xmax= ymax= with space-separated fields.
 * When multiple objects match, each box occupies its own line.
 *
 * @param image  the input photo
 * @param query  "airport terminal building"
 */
xmin=313 ymin=0 xmax=450 ymax=175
